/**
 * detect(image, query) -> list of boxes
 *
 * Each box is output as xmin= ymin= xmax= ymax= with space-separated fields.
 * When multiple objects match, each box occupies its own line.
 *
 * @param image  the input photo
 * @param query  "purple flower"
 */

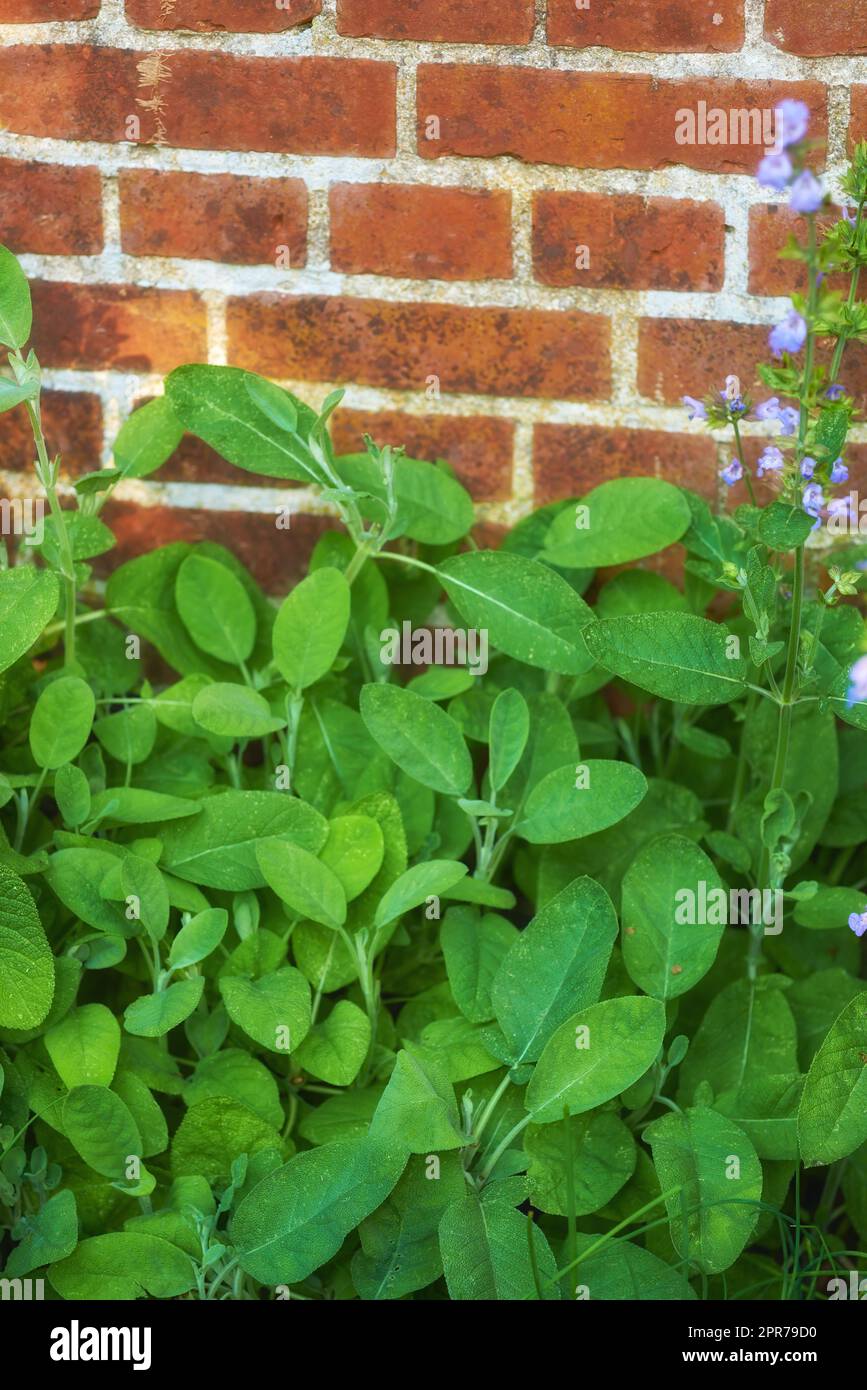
xmin=757 ymin=150 xmax=793 ymax=190
xmin=843 ymin=206 xmax=858 ymax=226
xmin=757 ymin=446 xmax=785 ymax=476
xmin=826 ymin=384 xmax=845 ymax=400
xmin=830 ymin=458 xmax=849 ymax=484
xmin=827 ymin=496 xmax=853 ymax=525
xmin=683 ymin=395 xmax=707 ymax=421
xmin=800 ymin=457 xmax=816 ymax=479
xmin=802 ymin=482 xmax=825 ymax=518
xmin=778 ymin=406 xmax=800 ymax=436
xmin=790 ymin=170 xmax=824 ymax=214
xmin=775 ymin=98 xmax=810 ymax=148
xmin=846 ymin=654 xmax=867 ymax=707
xmin=848 ymin=911 xmax=867 ymax=937
xmin=755 ymin=397 xmax=781 ymax=421
xmin=721 ymin=459 xmax=743 ymax=486
xmin=769 ymin=309 xmax=807 ymax=358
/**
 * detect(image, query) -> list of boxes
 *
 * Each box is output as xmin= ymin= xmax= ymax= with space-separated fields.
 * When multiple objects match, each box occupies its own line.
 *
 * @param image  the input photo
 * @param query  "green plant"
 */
xmin=1 ymin=144 xmax=867 ymax=1305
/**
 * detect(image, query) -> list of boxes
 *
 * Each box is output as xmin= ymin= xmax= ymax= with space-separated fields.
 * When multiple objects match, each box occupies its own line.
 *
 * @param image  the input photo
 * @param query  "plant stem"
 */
xmin=24 ymin=399 xmax=77 ymax=666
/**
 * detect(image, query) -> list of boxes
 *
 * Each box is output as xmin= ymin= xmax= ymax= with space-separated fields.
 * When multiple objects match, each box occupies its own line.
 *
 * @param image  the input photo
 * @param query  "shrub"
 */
xmin=1 ymin=123 xmax=867 ymax=1303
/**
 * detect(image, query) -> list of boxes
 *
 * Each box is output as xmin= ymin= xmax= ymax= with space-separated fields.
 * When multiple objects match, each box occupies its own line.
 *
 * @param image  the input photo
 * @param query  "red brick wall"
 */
xmin=0 ymin=2 xmax=864 ymax=587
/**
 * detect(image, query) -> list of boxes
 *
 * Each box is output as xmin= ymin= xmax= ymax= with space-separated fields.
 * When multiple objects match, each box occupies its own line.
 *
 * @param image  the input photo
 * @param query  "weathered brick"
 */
xmin=639 ymin=318 xmax=867 ymax=415
xmin=0 ymin=391 xmax=103 ymax=479
xmin=0 ymin=160 xmax=102 ymax=256
xmin=228 ymin=295 xmax=610 ymax=401
xmin=330 ymin=408 xmax=514 ymax=500
xmin=748 ymin=206 xmax=848 ymax=296
xmin=0 ymin=0 xmax=98 ymax=16
xmin=548 ymin=0 xmax=744 ymax=53
xmin=100 ymin=502 xmax=333 ymax=593
xmin=337 ymin=0 xmax=534 ymax=44
xmin=851 ymin=88 xmax=867 ymax=149
xmin=533 ymin=192 xmax=724 ymax=291
xmin=417 ymin=68 xmax=826 ymax=174
xmin=533 ymin=425 xmax=718 ymax=503
xmin=120 ymin=171 xmax=307 ymax=267
xmin=329 ymin=184 xmax=512 ymax=281
xmin=765 ymin=0 xmax=867 ymax=57
xmin=126 ymin=0 xmax=321 ymax=31
xmin=0 ymin=47 xmax=396 ymax=157
xmin=30 ymin=283 xmax=207 ymax=374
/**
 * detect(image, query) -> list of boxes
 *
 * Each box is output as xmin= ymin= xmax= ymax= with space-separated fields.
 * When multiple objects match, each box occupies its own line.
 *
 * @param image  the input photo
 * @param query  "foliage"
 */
xmin=1 ymin=140 xmax=867 ymax=1304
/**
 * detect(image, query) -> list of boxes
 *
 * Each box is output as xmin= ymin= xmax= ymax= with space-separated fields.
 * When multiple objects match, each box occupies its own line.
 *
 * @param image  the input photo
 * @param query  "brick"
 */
xmin=228 ymin=295 xmax=610 ymax=401
xmin=0 ymin=160 xmax=102 ymax=256
xmin=851 ymin=88 xmax=867 ymax=149
xmin=120 ymin=171 xmax=307 ymax=267
xmin=639 ymin=319 xmax=771 ymax=405
xmin=0 ymin=47 xmax=396 ymax=157
xmin=99 ymin=502 xmax=334 ymax=593
xmin=748 ymin=206 xmax=848 ymax=297
xmin=0 ymin=1 xmax=98 ymax=16
xmin=330 ymin=409 xmax=514 ymax=500
xmin=533 ymin=425 xmax=718 ymax=504
xmin=30 ymin=283 xmax=207 ymax=374
xmin=548 ymin=0 xmax=744 ymax=53
xmin=765 ymin=0 xmax=867 ymax=57
xmin=337 ymin=0 xmax=534 ymax=44
xmin=126 ymin=0 xmax=321 ymax=31
xmin=417 ymin=68 xmax=826 ymax=175
xmin=639 ymin=318 xmax=867 ymax=416
xmin=0 ymin=391 xmax=103 ymax=479
xmin=329 ymin=184 xmax=512 ymax=282
xmin=533 ymin=193 xmax=724 ymax=292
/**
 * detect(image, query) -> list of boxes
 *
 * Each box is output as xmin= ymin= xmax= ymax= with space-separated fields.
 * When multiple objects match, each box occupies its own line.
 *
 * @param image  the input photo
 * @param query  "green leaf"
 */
xmin=168 ymin=908 xmax=228 ymax=970
xmin=0 ymin=244 xmax=32 ymax=348
xmin=175 ymin=553 xmax=257 ymax=666
xmin=231 ymin=1135 xmax=408 ymax=1284
xmin=63 ymin=1084 xmax=142 ymax=1179
xmin=49 ymin=1232 xmax=196 ymax=1300
xmin=256 ymin=839 xmax=347 ymax=930
xmin=120 ymin=854 xmax=169 ymax=942
xmin=595 ymin=569 xmax=690 ymax=619
xmin=526 ymin=995 xmax=666 ymax=1124
xmin=442 ymin=908 xmax=517 ymax=1025
xmin=53 ymin=763 xmax=91 ymax=828
xmin=114 ymin=396 xmax=184 ymax=480
xmin=319 ymin=815 xmax=384 ymax=901
xmin=491 ymin=877 xmax=618 ymax=1066
xmin=0 ymin=864 xmax=54 ymax=1029
xmin=90 ymin=788 xmax=199 ymax=826
xmin=0 ymin=376 xmax=33 ymax=412
xmin=585 ymin=613 xmax=749 ymax=705
xmin=171 ymin=1097 xmax=282 ymax=1182
xmin=360 ymin=684 xmax=472 ymax=796
xmin=294 ymin=1000 xmax=371 ymax=1086
xmin=369 ymin=1045 xmax=465 ymax=1152
xmin=159 ymin=789 xmax=327 ymax=889
xmin=644 ymin=1105 xmax=763 ymax=1274
xmin=568 ymin=1235 xmax=696 ymax=1300
xmin=165 ymin=365 xmax=321 ymax=482
xmin=335 ymin=452 xmax=474 ymax=545
xmin=438 ymin=550 xmax=596 ymax=676
xmin=192 ymin=683 xmax=285 ymax=739
xmin=0 ymin=567 xmax=59 ymax=675
xmin=526 ymin=1111 xmax=636 ymax=1216
xmin=516 ymin=759 xmax=647 ymax=844
xmin=244 ymin=373 xmax=299 ymax=433
xmin=45 ymin=849 xmax=128 ymax=935
xmin=184 ymin=1050 xmax=283 ymax=1129
xmin=621 ymin=834 xmax=727 ymax=1001
xmin=219 ymin=968 xmax=312 ymax=1053
xmin=488 ymin=688 xmax=530 ymax=792
xmin=374 ymin=859 xmax=468 ymax=929
xmin=124 ymin=979 xmax=205 ymax=1038
xmin=273 ymin=567 xmax=351 ymax=691
xmin=758 ymin=502 xmax=814 ymax=551
xmin=45 ymin=1004 xmax=120 ymax=1089
xmin=352 ymin=1152 xmax=465 ymax=1301
xmin=4 ymin=1189 xmax=78 ymax=1277
xmin=678 ymin=978 xmax=799 ymax=1104
xmin=798 ymin=991 xmax=867 ymax=1165
xmin=794 ymin=885 xmax=866 ymax=931
xmin=544 ymin=478 xmax=691 ymax=567
xmin=94 ymin=703 xmax=156 ymax=765
xmin=438 ymin=1191 xmax=558 ymax=1301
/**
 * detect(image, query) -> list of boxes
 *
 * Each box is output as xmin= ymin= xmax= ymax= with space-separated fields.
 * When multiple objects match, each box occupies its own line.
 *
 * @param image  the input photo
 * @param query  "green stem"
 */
xmin=24 ymin=399 xmax=77 ymax=667
xmin=829 ymin=196 xmax=865 ymax=384
xmin=478 ymin=1113 xmax=531 ymax=1183
xmin=731 ymin=419 xmax=756 ymax=504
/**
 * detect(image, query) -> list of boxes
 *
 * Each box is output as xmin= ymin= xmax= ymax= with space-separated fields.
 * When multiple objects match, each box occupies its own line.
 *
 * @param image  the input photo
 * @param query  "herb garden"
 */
xmin=1 ymin=106 xmax=867 ymax=1304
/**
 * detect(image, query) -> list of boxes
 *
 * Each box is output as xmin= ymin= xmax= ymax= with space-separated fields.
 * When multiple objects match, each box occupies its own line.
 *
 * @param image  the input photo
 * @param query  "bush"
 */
xmin=1 ymin=124 xmax=867 ymax=1303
